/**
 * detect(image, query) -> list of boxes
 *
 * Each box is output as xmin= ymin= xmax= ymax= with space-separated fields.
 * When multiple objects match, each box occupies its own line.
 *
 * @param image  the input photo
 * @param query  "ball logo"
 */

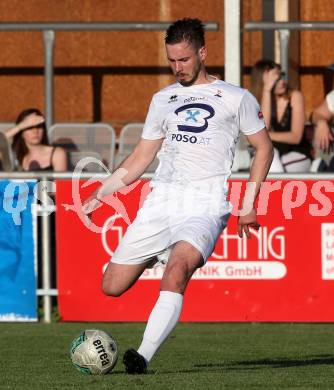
xmin=175 ymin=103 xmax=215 ymax=133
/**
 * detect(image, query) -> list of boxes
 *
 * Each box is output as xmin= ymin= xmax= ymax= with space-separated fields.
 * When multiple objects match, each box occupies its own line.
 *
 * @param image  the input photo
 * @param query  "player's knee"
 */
xmin=101 ymin=279 xmax=124 ymax=297
xmin=161 ymin=262 xmax=190 ymax=293
xmin=172 ymin=258 xmax=197 ymax=278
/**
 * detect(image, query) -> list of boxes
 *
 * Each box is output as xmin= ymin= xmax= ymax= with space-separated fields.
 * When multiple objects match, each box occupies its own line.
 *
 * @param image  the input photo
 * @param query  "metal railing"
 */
xmin=0 ymin=21 xmax=219 ymax=130
xmin=244 ymin=21 xmax=334 ymax=83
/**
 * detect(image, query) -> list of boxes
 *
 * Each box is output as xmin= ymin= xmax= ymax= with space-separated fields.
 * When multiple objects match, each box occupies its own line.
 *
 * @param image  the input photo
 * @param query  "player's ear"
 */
xmin=199 ymin=46 xmax=207 ymax=61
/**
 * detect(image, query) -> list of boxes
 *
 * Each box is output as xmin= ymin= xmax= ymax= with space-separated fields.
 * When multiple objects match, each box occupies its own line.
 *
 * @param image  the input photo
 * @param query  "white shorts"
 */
xmin=111 ymin=183 xmax=231 ymax=266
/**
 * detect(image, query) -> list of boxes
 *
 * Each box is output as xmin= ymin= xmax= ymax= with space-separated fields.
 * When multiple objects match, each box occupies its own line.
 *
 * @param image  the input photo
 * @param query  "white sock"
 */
xmin=137 ymin=290 xmax=183 ymax=363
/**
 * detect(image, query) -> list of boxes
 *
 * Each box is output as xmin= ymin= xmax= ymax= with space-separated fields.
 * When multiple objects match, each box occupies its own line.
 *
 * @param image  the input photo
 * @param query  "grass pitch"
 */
xmin=1 ymin=322 xmax=334 ymax=389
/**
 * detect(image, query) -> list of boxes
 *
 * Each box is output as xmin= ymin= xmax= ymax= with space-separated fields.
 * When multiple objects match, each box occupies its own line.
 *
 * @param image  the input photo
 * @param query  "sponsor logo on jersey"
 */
xmin=170 ymin=133 xmax=211 ymax=146
xmin=174 ymin=103 xmax=215 ymax=133
xmin=183 ymin=96 xmax=206 ymax=103
xmin=168 ymin=95 xmax=178 ymax=103
xmin=214 ymin=90 xmax=222 ymax=98
xmin=258 ymin=111 xmax=264 ymax=119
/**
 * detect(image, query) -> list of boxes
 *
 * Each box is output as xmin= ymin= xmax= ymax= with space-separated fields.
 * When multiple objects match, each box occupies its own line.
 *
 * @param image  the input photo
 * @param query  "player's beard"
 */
xmin=177 ymin=60 xmax=202 ymax=87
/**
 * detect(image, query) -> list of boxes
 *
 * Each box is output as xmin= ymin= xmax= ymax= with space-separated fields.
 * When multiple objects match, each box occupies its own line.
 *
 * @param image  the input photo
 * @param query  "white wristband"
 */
xmin=97 ymin=167 xmax=128 ymax=199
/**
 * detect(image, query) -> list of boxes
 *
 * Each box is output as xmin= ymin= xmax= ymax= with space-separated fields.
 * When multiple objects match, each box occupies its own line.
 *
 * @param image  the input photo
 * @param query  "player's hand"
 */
xmin=262 ymin=69 xmax=279 ymax=92
xmin=314 ymin=120 xmax=334 ymax=152
xmin=237 ymin=208 xmax=260 ymax=238
xmin=81 ymin=191 xmax=102 ymax=222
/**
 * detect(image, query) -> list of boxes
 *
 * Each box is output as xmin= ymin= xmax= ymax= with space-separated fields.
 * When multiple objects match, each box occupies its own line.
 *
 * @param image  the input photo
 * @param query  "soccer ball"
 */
xmin=70 ymin=329 xmax=118 ymax=375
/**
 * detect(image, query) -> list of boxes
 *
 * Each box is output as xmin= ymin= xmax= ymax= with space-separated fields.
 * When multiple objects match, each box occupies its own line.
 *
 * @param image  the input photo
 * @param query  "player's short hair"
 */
xmin=165 ymin=18 xmax=205 ymax=50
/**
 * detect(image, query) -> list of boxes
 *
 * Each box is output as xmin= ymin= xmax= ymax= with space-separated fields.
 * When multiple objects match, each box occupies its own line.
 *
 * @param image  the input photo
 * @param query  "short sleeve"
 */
xmin=237 ymin=90 xmax=266 ymax=135
xmin=326 ymin=90 xmax=334 ymax=113
xmin=141 ymin=97 xmax=165 ymax=140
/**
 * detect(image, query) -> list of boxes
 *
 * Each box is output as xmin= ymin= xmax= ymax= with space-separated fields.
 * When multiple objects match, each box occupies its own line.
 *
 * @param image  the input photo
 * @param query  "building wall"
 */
xmin=0 ymin=0 xmax=332 ymax=129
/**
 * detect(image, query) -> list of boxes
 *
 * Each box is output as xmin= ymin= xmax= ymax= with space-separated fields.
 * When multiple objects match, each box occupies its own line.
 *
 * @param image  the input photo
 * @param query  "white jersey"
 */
xmin=142 ymin=79 xmax=265 ymax=193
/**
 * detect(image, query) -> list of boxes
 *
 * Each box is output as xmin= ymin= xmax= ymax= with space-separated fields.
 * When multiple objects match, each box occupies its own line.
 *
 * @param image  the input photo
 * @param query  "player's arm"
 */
xmin=110 ymin=137 xmax=163 ymax=189
xmin=82 ymin=93 xmax=164 ymax=214
xmin=238 ymin=128 xmax=273 ymax=238
xmin=82 ymin=138 xmax=163 ymax=214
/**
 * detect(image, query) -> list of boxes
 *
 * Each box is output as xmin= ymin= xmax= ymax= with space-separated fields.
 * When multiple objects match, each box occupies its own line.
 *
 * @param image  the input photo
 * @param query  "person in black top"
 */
xmin=251 ymin=60 xmax=312 ymax=172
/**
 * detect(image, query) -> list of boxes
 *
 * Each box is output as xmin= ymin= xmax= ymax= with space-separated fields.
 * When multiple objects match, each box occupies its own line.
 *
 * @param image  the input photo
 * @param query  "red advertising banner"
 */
xmin=56 ymin=179 xmax=334 ymax=322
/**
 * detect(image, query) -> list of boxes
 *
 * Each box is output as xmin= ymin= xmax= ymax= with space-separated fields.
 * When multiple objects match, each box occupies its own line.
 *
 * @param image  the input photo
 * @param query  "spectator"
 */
xmin=0 ymin=131 xmax=12 ymax=171
xmin=310 ymin=87 xmax=334 ymax=172
xmin=251 ymin=59 xmax=312 ymax=172
xmin=5 ymin=108 xmax=67 ymax=171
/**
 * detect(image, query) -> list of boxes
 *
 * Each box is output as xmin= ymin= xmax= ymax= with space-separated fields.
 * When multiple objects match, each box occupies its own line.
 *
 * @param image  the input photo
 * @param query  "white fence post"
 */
xmin=224 ymin=0 xmax=241 ymax=86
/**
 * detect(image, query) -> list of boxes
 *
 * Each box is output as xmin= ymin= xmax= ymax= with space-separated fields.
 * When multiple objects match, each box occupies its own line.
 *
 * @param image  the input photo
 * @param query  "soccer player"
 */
xmin=82 ymin=18 xmax=274 ymax=374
